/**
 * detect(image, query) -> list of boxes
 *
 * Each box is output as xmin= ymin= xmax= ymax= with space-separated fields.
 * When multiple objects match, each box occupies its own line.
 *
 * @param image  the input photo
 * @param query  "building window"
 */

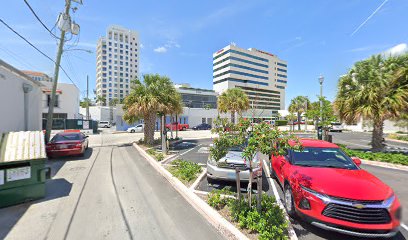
xmin=277 ymin=68 xmax=287 ymax=73
xmin=213 ymin=70 xmax=268 ymax=80
xmin=47 ymin=95 xmax=59 ymax=107
xmin=277 ymin=74 xmax=287 ymax=78
xmin=213 ymin=49 xmax=269 ymax=62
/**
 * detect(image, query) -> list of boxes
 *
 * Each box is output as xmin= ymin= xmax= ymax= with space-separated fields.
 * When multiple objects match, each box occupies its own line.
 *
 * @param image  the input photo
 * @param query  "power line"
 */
xmin=0 ymin=18 xmax=78 ymax=88
xmin=23 ymin=0 xmax=60 ymax=39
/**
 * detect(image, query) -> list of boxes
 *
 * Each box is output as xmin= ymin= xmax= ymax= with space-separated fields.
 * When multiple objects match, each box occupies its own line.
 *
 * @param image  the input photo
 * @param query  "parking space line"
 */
xmin=180 ymin=144 xmax=202 ymax=156
xmin=262 ymin=159 xmax=298 ymax=240
xmin=402 ymin=223 xmax=408 ymax=232
xmin=336 ymin=140 xmax=369 ymax=148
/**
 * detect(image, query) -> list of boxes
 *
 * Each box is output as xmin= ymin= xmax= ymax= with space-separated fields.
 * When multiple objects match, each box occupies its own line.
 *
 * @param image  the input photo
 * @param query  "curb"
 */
xmin=385 ymin=138 xmax=408 ymax=144
xmin=361 ymin=159 xmax=408 ymax=172
xmin=262 ymin=159 xmax=298 ymax=240
xmin=133 ymin=143 xmax=249 ymax=240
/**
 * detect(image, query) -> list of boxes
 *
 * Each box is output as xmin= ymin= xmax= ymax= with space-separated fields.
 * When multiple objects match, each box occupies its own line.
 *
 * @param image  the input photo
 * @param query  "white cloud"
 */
xmin=383 ymin=43 xmax=408 ymax=56
xmin=140 ymin=43 xmax=145 ymax=49
xmin=154 ymin=46 xmax=167 ymax=53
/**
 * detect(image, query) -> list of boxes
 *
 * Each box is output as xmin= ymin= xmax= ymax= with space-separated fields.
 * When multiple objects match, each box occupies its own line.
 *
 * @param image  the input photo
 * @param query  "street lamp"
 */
xmin=318 ymin=75 xmax=324 ymax=123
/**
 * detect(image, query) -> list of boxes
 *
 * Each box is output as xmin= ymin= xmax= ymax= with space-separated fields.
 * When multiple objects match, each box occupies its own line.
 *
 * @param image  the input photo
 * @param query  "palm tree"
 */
xmin=334 ymin=53 xmax=408 ymax=151
xmin=123 ymin=74 xmax=182 ymax=145
xmin=109 ymin=98 xmax=119 ymax=123
xmin=288 ymin=96 xmax=310 ymax=131
xmin=80 ymin=97 xmax=91 ymax=108
xmin=217 ymin=88 xmax=250 ymax=123
xmin=286 ymin=112 xmax=297 ymax=131
xmin=96 ymin=95 xmax=106 ymax=106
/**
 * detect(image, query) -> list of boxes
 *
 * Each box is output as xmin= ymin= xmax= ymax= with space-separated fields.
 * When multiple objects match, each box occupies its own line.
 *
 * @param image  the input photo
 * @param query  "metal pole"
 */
xmin=257 ymin=175 xmax=262 ymax=211
xmin=305 ymin=101 xmax=308 ymax=131
xmin=235 ymin=168 xmax=241 ymax=200
xmin=86 ymin=75 xmax=89 ymax=120
xmin=45 ymin=0 xmax=71 ymax=143
xmin=320 ymin=83 xmax=323 ymax=122
xmin=161 ymin=115 xmax=167 ymax=154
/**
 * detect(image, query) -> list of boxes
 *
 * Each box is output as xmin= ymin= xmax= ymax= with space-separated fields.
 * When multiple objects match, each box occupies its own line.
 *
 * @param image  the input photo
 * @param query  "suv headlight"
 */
xmin=300 ymin=185 xmax=331 ymax=204
xmin=382 ymin=194 xmax=395 ymax=209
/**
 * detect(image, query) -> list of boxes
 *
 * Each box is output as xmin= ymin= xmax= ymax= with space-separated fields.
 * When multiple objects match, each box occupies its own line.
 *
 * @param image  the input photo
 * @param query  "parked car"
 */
xmin=264 ymin=120 xmax=275 ymax=126
xmin=46 ymin=132 xmax=89 ymax=158
xmin=293 ymin=121 xmax=305 ymax=125
xmin=270 ymin=139 xmax=401 ymax=238
xmin=192 ymin=123 xmax=212 ymax=130
xmin=329 ymin=122 xmax=344 ymax=132
xmin=207 ymin=144 xmax=262 ymax=183
xmin=98 ymin=121 xmax=112 ymax=128
xmin=165 ymin=122 xmax=189 ymax=131
xmin=127 ymin=124 xmax=144 ymax=133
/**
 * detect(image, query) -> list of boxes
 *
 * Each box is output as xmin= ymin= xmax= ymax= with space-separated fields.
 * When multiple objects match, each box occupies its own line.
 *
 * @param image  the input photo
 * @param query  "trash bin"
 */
xmin=0 ymin=131 xmax=51 ymax=208
xmin=317 ymin=126 xmax=323 ymax=140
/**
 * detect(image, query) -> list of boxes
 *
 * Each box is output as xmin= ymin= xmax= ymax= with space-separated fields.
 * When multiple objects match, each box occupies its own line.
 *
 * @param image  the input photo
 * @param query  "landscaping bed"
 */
xmin=206 ymin=190 xmax=289 ymax=240
xmin=340 ymin=145 xmax=408 ymax=166
xmin=387 ymin=133 xmax=408 ymax=142
xmin=166 ymin=159 xmax=202 ymax=187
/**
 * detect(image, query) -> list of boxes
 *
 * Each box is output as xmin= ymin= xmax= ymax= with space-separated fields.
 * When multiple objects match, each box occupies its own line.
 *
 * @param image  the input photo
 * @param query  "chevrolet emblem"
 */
xmin=353 ymin=203 xmax=365 ymax=209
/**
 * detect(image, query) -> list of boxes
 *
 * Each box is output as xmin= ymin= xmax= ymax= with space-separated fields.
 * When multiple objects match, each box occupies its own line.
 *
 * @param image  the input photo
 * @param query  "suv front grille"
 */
xmin=322 ymin=203 xmax=391 ymax=224
xmin=217 ymin=162 xmax=247 ymax=170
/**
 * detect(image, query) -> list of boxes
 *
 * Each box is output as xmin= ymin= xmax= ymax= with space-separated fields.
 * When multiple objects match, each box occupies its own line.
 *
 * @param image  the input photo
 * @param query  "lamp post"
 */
xmin=318 ymin=75 xmax=324 ymax=123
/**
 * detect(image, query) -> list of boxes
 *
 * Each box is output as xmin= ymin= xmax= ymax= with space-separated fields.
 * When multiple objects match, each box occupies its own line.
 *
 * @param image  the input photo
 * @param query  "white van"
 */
xmin=98 ymin=121 xmax=112 ymax=128
xmin=329 ymin=122 xmax=343 ymax=132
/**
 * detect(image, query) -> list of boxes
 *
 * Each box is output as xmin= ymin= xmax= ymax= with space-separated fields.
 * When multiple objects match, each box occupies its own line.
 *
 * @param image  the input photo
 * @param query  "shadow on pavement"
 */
xmin=0 ymin=178 xmax=72 ymax=239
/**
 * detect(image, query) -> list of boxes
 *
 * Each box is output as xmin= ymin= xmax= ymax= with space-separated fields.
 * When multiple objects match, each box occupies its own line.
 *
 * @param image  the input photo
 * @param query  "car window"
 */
xmin=136 ymin=124 xmax=142 ymax=128
xmin=53 ymin=133 xmax=81 ymax=142
xmin=291 ymin=147 xmax=357 ymax=169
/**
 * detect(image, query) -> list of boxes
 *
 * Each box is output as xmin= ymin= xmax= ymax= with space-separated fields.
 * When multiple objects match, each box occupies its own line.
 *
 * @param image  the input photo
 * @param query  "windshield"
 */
xmin=291 ymin=147 xmax=358 ymax=170
xmin=331 ymin=122 xmax=341 ymax=126
xmin=52 ymin=134 xmax=82 ymax=142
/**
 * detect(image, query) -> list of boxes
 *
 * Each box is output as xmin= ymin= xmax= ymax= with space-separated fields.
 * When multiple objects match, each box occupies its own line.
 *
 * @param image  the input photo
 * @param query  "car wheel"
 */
xmin=182 ymin=127 xmax=186 ymax=131
xmin=207 ymin=176 xmax=216 ymax=185
xmin=85 ymin=143 xmax=89 ymax=150
xmin=284 ymin=185 xmax=296 ymax=217
xmin=131 ymin=129 xmax=135 ymax=133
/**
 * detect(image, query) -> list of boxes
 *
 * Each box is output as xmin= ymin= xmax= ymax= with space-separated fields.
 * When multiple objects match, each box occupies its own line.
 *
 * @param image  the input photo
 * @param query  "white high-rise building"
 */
xmin=212 ymin=44 xmax=288 ymax=119
xmin=96 ymin=25 xmax=139 ymax=105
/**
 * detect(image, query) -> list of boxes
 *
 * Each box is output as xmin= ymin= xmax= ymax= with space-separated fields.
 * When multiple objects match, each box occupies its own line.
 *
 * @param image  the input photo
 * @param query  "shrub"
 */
xmin=227 ymin=194 xmax=288 ymax=240
xmin=169 ymin=160 xmax=202 ymax=182
xmin=339 ymin=145 xmax=408 ymax=166
xmin=388 ymin=133 xmax=408 ymax=142
xmin=146 ymin=149 xmax=165 ymax=161
xmin=275 ymin=120 xmax=288 ymax=126
xmin=207 ymin=188 xmax=233 ymax=210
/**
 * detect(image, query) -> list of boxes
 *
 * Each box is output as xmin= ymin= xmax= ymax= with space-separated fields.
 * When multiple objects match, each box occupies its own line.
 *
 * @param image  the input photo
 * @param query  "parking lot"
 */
xmin=167 ymin=132 xmax=408 ymax=240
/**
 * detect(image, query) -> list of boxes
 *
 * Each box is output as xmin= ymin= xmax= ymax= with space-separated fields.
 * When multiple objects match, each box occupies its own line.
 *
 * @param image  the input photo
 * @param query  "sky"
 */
xmin=1 ymin=0 xmax=408 ymax=108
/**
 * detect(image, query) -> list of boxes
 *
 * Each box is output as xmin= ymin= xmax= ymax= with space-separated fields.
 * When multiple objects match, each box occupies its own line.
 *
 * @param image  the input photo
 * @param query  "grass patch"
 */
xmin=207 ymin=192 xmax=289 ymax=240
xmin=338 ymin=144 xmax=408 ymax=166
xmin=388 ymin=133 xmax=408 ymax=142
xmin=146 ymin=148 xmax=165 ymax=161
xmin=168 ymin=159 xmax=202 ymax=183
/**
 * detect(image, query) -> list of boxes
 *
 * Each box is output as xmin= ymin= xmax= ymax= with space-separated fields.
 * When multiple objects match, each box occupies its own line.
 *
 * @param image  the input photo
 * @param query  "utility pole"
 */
xmin=45 ymin=0 xmax=75 ymax=142
xmin=86 ymin=75 xmax=89 ymax=120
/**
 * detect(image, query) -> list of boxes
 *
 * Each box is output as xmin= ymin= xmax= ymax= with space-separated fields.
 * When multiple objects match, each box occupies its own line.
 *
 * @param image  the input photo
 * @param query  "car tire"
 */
xmin=284 ymin=185 xmax=296 ymax=218
xmin=182 ymin=127 xmax=186 ymax=131
xmin=85 ymin=143 xmax=89 ymax=150
xmin=131 ymin=129 xmax=135 ymax=133
xmin=207 ymin=176 xmax=216 ymax=185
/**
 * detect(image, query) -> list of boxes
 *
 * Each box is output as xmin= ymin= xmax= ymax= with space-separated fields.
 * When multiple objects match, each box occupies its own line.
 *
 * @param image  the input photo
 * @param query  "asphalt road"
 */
xmin=0 ymin=134 xmax=223 ymax=240
xmin=173 ymin=137 xmax=408 ymax=240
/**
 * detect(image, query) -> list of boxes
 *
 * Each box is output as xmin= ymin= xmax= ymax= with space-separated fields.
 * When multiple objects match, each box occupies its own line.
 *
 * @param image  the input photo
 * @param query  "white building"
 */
xmin=41 ymin=82 xmax=80 ymax=120
xmin=79 ymin=105 xmax=118 ymax=122
xmin=0 ymin=60 xmax=43 ymax=134
xmin=212 ymin=44 xmax=288 ymax=119
xmin=21 ymin=70 xmax=52 ymax=82
xmin=96 ymin=25 xmax=139 ymax=105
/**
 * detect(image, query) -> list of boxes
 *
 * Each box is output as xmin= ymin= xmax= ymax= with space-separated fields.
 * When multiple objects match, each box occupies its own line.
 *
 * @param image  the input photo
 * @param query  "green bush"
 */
xmin=207 ymin=189 xmax=233 ymax=210
xmin=169 ymin=159 xmax=202 ymax=182
xmin=146 ymin=148 xmax=165 ymax=161
xmin=388 ymin=133 xmax=408 ymax=142
xmin=227 ymin=195 xmax=288 ymax=240
xmin=275 ymin=120 xmax=288 ymax=126
xmin=339 ymin=145 xmax=408 ymax=166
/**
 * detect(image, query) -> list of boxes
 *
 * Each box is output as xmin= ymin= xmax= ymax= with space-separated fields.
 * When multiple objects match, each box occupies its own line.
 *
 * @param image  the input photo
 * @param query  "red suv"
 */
xmin=271 ymin=139 xmax=401 ymax=238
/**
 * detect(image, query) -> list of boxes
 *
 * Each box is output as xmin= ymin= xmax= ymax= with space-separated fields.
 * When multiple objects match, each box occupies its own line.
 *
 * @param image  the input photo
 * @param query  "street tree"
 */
xmin=288 ymin=96 xmax=310 ymax=130
xmin=305 ymin=96 xmax=337 ymax=127
xmin=123 ymin=74 xmax=182 ymax=146
xmin=80 ymin=97 xmax=91 ymax=108
xmin=334 ymin=53 xmax=408 ymax=151
xmin=286 ymin=112 xmax=297 ymax=131
xmin=210 ymin=118 xmax=301 ymax=209
xmin=217 ymin=88 xmax=249 ymax=124
xmin=96 ymin=95 xmax=106 ymax=106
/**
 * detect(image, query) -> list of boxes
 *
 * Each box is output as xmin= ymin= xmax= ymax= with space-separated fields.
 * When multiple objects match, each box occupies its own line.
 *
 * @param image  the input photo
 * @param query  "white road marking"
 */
xmin=336 ymin=140 xmax=369 ymax=148
xmin=179 ymin=144 xmax=201 ymax=156
xmin=401 ymin=223 xmax=408 ymax=232
xmin=198 ymin=147 xmax=210 ymax=154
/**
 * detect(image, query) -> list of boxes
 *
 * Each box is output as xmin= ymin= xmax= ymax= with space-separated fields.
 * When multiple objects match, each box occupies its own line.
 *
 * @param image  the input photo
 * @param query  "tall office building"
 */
xmin=96 ymin=25 xmax=139 ymax=105
xmin=212 ymin=44 xmax=288 ymax=119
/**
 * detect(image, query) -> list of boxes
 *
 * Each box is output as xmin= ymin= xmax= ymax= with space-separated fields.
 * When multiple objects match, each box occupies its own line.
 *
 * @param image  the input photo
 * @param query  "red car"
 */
xmin=165 ymin=122 xmax=189 ymax=131
xmin=271 ymin=139 xmax=401 ymax=238
xmin=46 ymin=132 xmax=89 ymax=158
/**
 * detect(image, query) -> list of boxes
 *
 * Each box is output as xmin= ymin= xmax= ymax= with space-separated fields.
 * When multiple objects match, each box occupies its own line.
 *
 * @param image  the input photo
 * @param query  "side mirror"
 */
xmin=351 ymin=157 xmax=362 ymax=167
xmin=84 ymin=135 xmax=89 ymax=138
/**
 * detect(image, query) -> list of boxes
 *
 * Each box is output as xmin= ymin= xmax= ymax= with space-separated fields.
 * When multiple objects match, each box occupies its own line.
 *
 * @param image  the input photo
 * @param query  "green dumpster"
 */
xmin=0 ymin=131 xmax=51 ymax=208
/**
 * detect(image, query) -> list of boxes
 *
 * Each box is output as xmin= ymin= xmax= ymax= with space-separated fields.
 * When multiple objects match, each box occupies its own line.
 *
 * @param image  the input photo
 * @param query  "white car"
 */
xmin=98 ymin=121 xmax=112 ymax=128
xmin=207 ymin=144 xmax=261 ymax=183
xmin=127 ymin=124 xmax=144 ymax=133
xmin=329 ymin=122 xmax=343 ymax=132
